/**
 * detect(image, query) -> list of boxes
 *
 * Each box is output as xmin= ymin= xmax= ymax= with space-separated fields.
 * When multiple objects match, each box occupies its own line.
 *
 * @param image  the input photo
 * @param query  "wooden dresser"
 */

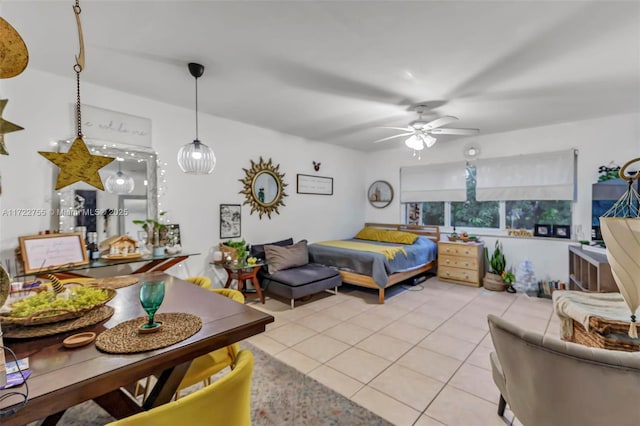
xmin=437 ymin=241 xmax=485 ymax=287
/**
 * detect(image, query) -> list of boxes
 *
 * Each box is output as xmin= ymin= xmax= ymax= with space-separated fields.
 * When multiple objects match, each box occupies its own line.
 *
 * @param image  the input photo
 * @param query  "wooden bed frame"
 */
xmin=339 ymin=223 xmax=440 ymax=304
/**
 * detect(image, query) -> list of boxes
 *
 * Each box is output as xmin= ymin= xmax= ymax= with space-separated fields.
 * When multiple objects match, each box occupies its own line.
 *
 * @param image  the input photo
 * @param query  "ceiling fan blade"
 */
xmin=378 ymin=126 xmax=413 ymax=132
xmin=372 ymin=132 xmax=415 ymax=143
xmin=424 ymin=116 xmax=458 ymax=130
xmin=428 ymin=128 xmax=480 ymax=135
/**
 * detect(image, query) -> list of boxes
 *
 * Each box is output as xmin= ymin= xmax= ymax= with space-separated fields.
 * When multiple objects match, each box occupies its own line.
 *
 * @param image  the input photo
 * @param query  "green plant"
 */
xmin=501 ymin=270 xmax=515 ymax=285
xmin=223 ymin=239 xmax=248 ymax=260
xmin=133 ymin=212 xmax=167 ymax=245
xmin=484 ymin=240 xmax=506 ymax=275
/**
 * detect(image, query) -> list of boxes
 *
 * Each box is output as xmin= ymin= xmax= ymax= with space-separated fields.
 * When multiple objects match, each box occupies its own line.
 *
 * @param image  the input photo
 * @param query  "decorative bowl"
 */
xmin=0 ymin=287 xmax=116 ymax=326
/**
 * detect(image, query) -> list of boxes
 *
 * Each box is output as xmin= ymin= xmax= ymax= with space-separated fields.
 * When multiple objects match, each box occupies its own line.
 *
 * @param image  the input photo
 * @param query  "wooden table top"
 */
xmin=0 ymin=272 xmax=274 ymax=425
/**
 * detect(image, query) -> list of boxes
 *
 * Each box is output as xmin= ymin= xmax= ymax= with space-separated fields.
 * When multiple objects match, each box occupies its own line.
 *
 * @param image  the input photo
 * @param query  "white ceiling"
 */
xmin=3 ymin=0 xmax=639 ymax=152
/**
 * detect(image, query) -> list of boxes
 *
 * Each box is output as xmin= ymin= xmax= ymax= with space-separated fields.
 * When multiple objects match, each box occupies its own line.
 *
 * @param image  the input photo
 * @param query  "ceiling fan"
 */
xmin=373 ymin=105 xmax=480 ymax=151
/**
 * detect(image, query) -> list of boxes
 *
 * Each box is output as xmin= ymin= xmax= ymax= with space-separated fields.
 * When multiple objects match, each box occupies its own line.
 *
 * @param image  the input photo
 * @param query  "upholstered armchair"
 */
xmin=488 ymin=314 xmax=640 ymax=426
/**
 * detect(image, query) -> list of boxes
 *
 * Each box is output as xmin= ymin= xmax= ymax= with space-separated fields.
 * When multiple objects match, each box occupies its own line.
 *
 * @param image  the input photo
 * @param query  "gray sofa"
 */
xmin=250 ymin=238 xmax=341 ymax=308
xmin=488 ymin=314 xmax=640 ymax=426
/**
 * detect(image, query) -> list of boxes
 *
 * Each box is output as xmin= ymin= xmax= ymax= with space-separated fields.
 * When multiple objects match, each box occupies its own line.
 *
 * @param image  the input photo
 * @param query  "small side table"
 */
xmin=219 ymin=262 xmax=266 ymax=304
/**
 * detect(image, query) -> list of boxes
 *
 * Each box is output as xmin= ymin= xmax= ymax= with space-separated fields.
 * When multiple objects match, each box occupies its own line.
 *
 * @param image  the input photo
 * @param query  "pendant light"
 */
xmin=177 ymin=62 xmax=216 ymax=174
xmin=105 ymin=160 xmax=135 ymax=194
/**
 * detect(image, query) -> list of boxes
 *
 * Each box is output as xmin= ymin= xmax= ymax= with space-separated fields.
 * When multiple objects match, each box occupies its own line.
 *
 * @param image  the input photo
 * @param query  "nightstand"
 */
xmin=437 ymin=241 xmax=485 ymax=287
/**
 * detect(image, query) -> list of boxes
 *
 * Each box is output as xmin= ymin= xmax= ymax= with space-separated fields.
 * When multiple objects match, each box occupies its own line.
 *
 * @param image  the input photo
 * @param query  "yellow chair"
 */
xmin=174 ymin=287 xmax=245 ymax=399
xmin=107 ymin=350 xmax=254 ymax=426
xmin=184 ymin=276 xmax=212 ymax=289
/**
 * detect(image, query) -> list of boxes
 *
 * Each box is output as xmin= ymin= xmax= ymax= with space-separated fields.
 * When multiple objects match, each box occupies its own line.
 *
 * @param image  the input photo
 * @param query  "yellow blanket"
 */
xmin=315 ymin=240 xmax=407 ymax=260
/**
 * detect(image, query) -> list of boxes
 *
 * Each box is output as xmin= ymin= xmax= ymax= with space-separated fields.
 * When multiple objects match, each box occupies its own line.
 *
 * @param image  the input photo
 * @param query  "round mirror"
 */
xmin=240 ymin=157 xmax=287 ymax=219
xmin=368 ymin=180 xmax=394 ymax=209
xmin=252 ymin=171 xmax=280 ymax=206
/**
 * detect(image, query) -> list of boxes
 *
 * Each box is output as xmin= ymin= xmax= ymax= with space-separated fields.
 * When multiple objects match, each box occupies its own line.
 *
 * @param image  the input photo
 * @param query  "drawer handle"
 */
xmin=445 ymin=259 xmax=451 ymax=264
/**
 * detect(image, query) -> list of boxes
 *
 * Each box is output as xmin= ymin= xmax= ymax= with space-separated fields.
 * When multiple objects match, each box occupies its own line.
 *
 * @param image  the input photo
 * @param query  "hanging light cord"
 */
xmin=73 ymin=0 xmax=85 ymax=138
xmin=194 ymin=73 xmax=199 ymax=141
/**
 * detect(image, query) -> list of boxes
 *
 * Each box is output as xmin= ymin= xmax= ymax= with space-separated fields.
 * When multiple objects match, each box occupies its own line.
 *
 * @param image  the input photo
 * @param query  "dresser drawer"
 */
xmin=438 ymin=243 xmax=479 ymax=258
xmin=438 ymin=265 xmax=480 ymax=284
xmin=439 ymin=254 xmax=478 ymax=270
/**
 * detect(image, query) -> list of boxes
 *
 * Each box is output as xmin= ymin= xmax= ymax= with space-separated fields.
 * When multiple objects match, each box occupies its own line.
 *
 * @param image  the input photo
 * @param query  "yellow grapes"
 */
xmin=10 ymin=287 xmax=110 ymax=318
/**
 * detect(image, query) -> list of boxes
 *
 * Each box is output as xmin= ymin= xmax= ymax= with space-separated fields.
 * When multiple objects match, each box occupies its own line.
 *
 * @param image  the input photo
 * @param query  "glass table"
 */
xmin=13 ymin=252 xmax=200 ymax=279
xmin=215 ymin=261 xmax=267 ymax=304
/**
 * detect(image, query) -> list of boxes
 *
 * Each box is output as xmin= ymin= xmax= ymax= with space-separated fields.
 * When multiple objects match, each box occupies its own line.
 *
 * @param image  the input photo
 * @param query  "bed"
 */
xmin=307 ymin=223 xmax=439 ymax=303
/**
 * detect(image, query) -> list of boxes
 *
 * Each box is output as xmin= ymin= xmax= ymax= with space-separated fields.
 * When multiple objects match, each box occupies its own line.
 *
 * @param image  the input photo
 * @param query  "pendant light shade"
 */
xmin=105 ymin=162 xmax=135 ymax=194
xmin=177 ymin=62 xmax=216 ymax=175
xmin=177 ymin=139 xmax=216 ymax=174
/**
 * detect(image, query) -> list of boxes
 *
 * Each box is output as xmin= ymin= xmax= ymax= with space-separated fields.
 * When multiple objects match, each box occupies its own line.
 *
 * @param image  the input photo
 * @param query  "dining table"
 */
xmin=0 ymin=272 xmax=274 ymax=425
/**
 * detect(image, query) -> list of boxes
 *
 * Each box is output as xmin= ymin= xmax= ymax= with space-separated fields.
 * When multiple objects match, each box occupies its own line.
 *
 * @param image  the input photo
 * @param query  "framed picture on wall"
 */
xmin=533 ymin=224 xmax=551 ymax=237
xmin=553 ymin=225 xmax=571 ymax=239
xmin=220 ymin=204 xmax=241 ymax=239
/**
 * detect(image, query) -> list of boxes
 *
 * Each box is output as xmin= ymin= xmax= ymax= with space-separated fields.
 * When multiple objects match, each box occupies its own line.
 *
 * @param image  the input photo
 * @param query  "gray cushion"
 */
xmin=266 ymin=263 xmax=339 ymax=287
xmin=265 ymin=240 xmax=308 ymax=274
xmin=249 ymin=238 xmax=293 ymax=261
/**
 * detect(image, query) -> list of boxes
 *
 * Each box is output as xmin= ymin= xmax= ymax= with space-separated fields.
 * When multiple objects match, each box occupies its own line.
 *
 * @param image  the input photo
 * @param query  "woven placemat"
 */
xmin=3 ymin=305 xmax=115 ymax=339
xmin=86 ymin=276 xmax=139 ymax=289
xmin=95 ymin=313 xmax=202 ymax=354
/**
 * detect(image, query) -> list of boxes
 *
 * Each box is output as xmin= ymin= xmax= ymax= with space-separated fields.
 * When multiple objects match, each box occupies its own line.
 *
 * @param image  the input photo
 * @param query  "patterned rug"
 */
xmin=41 ymin=342 xmax=392 ymax=425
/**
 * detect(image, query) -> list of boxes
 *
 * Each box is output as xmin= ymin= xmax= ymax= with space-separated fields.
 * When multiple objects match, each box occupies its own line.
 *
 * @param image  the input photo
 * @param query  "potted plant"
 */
xmin=502 ymin=269 xmax=516 ymax=293
xmin=484 ymin=240 xmax=506 ymax=291
xmin=133 ymin=212 xmax=167 ymax=255
xmin=220 ymin=239 xmax=248 ymax=263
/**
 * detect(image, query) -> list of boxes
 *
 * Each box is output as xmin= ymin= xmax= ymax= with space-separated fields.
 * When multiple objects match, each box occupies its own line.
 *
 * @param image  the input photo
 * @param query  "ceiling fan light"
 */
xmin=423 ymin=134 xmax=437 ymax=148
xmin=405 ymin=134 xmax=424 ymax=151
xmin=177 ymin=139 xmax=216 ymax=174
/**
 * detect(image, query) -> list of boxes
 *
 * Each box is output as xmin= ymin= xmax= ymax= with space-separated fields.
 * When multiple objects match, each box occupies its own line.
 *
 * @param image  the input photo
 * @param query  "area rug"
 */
xmin=42 ymin=342 xmax=392 ymax=426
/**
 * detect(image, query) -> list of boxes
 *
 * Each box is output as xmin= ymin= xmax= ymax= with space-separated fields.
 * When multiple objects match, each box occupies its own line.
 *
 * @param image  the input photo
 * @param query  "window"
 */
xmin=403 ymin=165 xmax=572 ymax=231
xmin=505 ymin=200 xmax=571 ymax=229
xmin=406 ymin=202 xmax=444 ymax=226
xmin=451 ymin=166 xmax=499 ymax=228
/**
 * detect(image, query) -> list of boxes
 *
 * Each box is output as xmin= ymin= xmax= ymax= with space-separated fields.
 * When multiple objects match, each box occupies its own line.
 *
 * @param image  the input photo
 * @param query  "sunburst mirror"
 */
xmin=239 ymin=157 xmax=287 ymax=219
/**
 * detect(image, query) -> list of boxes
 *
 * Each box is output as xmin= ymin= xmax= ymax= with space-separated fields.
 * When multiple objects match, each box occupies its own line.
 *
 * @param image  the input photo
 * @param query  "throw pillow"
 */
xmin=265 ymin=240 xmax=309 ymax=274
xmin=249 ymin=238 xmax=294 ymax=261
xmin=355 ymin=227 xmax=418 ymax=244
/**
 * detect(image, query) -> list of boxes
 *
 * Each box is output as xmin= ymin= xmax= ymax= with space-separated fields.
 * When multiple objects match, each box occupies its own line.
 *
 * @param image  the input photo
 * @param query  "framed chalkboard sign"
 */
xmin=19 ymin=232 xmax=89 ymax=274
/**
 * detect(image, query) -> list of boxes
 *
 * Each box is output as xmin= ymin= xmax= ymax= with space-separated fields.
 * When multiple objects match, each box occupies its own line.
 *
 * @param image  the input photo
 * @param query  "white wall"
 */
xmin=2 ymin=68 xmax=637 ymax=286
xmin=365 ymin=113 xmax=640 ymax=280
xmin=0 ymin=68 xmax=365 ymax=283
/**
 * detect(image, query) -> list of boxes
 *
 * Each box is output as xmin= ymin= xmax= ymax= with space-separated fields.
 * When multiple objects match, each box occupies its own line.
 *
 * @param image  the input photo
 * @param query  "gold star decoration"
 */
xmin=0 ymin=17 xmax=29 ymax=79
xmin=0 ymin=99 xmax=24 ymax=155
xmin=39 ymin=137 xmax=115 ymax=190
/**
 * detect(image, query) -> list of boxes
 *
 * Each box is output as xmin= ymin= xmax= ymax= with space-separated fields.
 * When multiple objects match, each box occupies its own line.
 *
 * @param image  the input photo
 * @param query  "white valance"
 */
xmin=400 ymin=162 xmax=467 ymax=202
xmin=476 ymin=149 xmax=576 ymax=201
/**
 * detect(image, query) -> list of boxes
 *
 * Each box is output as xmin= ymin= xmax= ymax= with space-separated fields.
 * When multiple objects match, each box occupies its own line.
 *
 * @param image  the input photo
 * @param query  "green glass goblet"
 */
xmin=139 ymin=280 xmax=165 ymax=329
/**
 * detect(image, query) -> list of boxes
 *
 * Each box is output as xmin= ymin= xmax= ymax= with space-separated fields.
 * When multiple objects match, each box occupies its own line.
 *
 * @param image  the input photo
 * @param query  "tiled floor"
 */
xmin=243 ymin=276 xmax=559 ymax=426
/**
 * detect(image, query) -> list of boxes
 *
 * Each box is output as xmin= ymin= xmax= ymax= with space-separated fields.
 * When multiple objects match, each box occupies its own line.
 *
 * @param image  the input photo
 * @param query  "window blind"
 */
xmin=400 ymin=161 xmax=467 ymax=202
xmin=476 ymin=149 xmax=576 ymax=201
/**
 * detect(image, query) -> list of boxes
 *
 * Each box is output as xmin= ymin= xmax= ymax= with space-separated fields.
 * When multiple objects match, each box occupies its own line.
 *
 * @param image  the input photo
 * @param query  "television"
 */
xmin=591 ymin=178 xmax=639 ymax=244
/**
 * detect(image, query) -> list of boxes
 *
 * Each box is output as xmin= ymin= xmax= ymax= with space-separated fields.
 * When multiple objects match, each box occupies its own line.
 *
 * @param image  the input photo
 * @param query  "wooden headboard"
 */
xmin=364 ymin=223 xmax=440 ymax=242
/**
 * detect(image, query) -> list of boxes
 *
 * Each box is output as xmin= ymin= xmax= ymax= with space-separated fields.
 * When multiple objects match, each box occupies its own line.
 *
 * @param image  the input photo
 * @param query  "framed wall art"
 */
xmin=296 ymin=174 xmax=333 ymax=195
xmin=553 ymin=225 xmax=571 ymax=239
xmin=220 ymin=204 xmax=241 ymax=239
xmin=19 ymin=232 xmax=89 ymax=274
xmin=533 ymin=224 xmax=551 ymax=237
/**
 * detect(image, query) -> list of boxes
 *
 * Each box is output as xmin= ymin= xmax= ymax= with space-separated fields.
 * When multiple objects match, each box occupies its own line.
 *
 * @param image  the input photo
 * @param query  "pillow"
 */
xmin=383 ymin=230 xmax=419 ymax=244
xmin=249 ymin=238 xmax=294 ymax=260
xmin=355 ymin=227 xmax=418 ymax=244
xmin=355 ymin=227 xmax=386 ymax=241
xmin=264 ymin=240 xmax=309 ymax=274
